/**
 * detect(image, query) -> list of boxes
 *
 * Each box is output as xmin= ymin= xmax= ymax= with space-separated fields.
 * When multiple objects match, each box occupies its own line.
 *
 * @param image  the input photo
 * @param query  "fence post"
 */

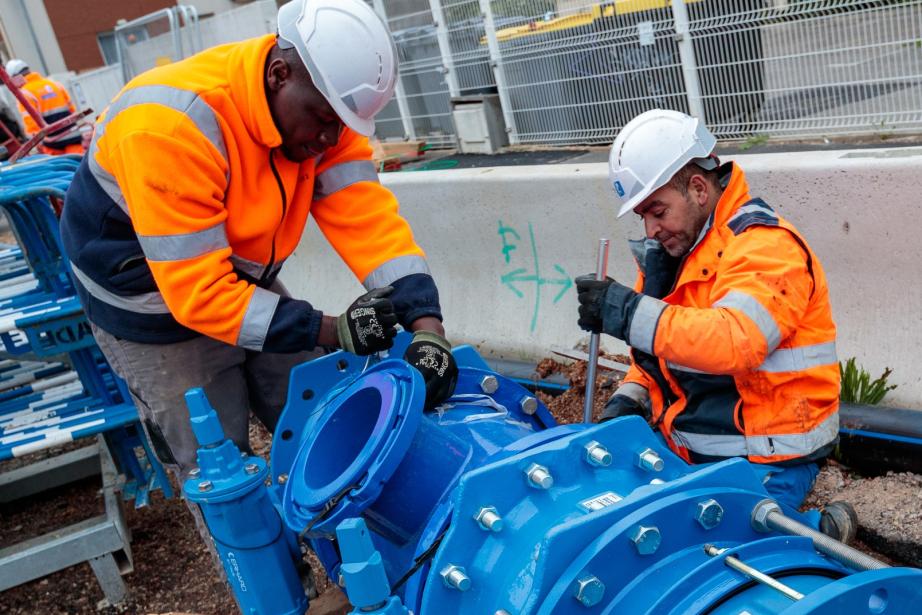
xmin=372 ymin=0 xmax=417 ymax=140
xmin=478 ymin=0 xmax=519 ymax=144
xmin=429 ymin=0 xmax=461 ymax=98
xmin=670 ymin=0 xmax=706 ymax=123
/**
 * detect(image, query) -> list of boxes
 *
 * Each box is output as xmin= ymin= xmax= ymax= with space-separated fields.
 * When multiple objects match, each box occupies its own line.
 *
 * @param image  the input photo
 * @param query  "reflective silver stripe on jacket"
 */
xmin=230 ymin=254 xmax=266 ymax=279
xmin=615 ymin=382 xmax=649 ymax=406
xmin=87 ymin=85 xmax=228 ymax=214
xmin=672 ymin=412 xmax=838 ymax=458
xmin=666 ymin=361 xmax=714 ymax=375
xmin=728 ymin=201 xmax=775 ymax=225
xmin=43 ymin=104 xmax=71 ymax=116
xmin=237 ymin=287 xmax=280 ymax=351
xmin=666 ymin=341 xmax=836 ymax=376
xmin=758 ymin=341 xmax=837 ymax=373
xmin=228 ymin=255 xmax=284 ymax=281
xmin=137 ymin=222 xmax=229 ymax=262
xmin=363 ymin=254 xmax=431 ymax=290
xmin=627 ymin=295 xmax=667 ymax=355
xmin=713 ymin=290 xmax=782 ymax=353
xmin=70 ymin=262 xmax=170 ymax=314
xmin=314 ymin=160 xmax=379 ymax=199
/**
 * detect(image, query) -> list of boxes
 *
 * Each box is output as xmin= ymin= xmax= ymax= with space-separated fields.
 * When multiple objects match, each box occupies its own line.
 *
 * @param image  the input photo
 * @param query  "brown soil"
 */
xmin=2 ymin=358 xmax=919 ymax=613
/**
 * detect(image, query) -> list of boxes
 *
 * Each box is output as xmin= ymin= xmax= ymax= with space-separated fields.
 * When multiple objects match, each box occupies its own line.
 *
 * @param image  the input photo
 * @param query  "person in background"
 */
xmin=4 ymin=58 xmax=85 ymax=155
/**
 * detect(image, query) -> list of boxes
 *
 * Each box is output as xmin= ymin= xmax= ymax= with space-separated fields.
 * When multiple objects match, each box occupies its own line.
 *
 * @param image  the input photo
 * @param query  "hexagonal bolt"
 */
xmin=696 ymin=498 xmax=724 ymax=530
xmin=440 ymin=564 xmax=471 ymax=591
xmin=637 ymin=448 xmax=664 ymax=472
xmin=244 ymin=463 xmax=259 ymax=475
xmin=480 ymin=375 xmax=499 ymax=394
xmin=198 ymin=480 xmax=213 ymax=492
xmin=525 ymin=463 xmax=554 ymax=489
xmin=649 ymin=478 xmax=666 ymax=485
xmin=631 ymin=525 xmax=661 ymax=555
xmin=474 ymin=506 xmax=504 ymax=532
xmin=571 ymin=574 xmax=605 ymax=607
xmin=187 ymin=468 xmax=200 ymax=478
xmin=240 ymin=451 xmax=249 ymax=459
xmin=584 ymin=441 xmax=612 ymax=467
xmin=277 ymin=473 xmax=288 ymax=485
xmin=519 ymin=396 xmax=538 ymax=415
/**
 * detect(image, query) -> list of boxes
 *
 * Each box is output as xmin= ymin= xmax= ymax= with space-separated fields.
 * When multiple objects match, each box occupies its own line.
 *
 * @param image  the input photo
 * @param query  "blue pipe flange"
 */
xmin=282 ymin=359 xmax=426 ymax=537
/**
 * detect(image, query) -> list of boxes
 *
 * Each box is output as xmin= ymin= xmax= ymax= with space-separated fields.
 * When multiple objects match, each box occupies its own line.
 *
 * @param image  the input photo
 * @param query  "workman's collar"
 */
xmin=228 ymin=34 xmax=283 ymax=149
xmin=711 ymin=162 xmax=753 ymax=229
xmin=22 ymin=72 xmax=41 ymax=83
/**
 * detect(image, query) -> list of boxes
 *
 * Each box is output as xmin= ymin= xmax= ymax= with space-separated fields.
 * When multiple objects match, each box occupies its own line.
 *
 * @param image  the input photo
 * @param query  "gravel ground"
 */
xmin=2 ymin=357 xmax=919 ymax=613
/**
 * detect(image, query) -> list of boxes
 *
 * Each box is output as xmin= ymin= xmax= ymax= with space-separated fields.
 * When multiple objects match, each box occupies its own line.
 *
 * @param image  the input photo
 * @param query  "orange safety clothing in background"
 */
xmin=60 ymin=34 xmax=440 ymax=352
xmin=614 ymin=163 xmax=839 ymax=465
xmin=17 ymin=72 xmax=84 ymax=154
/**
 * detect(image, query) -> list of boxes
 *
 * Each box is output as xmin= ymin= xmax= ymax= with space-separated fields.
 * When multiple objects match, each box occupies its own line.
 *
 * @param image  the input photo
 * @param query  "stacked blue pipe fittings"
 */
xmin=185 ymin=334 xmax=922 ymax=614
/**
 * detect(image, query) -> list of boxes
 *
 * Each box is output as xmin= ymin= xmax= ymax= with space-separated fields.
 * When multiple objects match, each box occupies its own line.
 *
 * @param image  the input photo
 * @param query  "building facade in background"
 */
xmin=0 ymin=0 xmax=260 ymax=75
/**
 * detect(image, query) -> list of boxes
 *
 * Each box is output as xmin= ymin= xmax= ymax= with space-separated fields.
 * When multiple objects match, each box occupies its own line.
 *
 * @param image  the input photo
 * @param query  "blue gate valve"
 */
xmin=183 ymin=388 xmax=307 ymax=615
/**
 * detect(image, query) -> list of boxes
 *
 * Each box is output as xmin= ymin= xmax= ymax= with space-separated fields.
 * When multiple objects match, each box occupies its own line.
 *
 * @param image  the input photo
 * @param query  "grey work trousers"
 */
xmin=92 ymin=323 xmax=320 ymax=475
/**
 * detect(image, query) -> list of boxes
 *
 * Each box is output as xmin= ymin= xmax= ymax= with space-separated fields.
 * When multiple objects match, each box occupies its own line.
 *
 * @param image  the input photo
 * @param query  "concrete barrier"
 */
xmin=282 ymin=146 xmax=922 ymax=409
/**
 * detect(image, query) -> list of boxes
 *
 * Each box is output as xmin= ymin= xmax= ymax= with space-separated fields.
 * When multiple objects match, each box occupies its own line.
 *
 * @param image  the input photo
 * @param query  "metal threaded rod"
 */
xmin=583 ymin=238 xmax=610 ymax=424
xmin=704 ymin=544 xmax=804 ymax=601
xmin=751 ymin=499 xmax=888 ymax=571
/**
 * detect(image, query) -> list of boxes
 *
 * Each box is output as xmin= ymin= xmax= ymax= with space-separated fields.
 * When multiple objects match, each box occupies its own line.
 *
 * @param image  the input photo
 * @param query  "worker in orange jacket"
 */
xmin=576 ymin=109 xmax=855 ymax=541
xmin=60 ymin=0 xmax=457 ymax=478
xmin=5 ymin=58 xmax=85 ymax=155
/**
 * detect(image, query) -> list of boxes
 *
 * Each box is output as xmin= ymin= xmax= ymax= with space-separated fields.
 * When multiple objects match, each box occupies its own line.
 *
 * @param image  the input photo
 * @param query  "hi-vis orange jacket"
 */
xmin=614 ymin=163 xmax=839 ymax=465
xmin=18 ymin=72 xmax=83 ymax=151
xmin=60 ymin=35 xmax=440 ymax=352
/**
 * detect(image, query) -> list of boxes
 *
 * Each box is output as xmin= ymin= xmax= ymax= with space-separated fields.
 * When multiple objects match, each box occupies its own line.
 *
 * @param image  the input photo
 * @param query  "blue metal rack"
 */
xmin=0 ymin=155 xmax=171 ymax=605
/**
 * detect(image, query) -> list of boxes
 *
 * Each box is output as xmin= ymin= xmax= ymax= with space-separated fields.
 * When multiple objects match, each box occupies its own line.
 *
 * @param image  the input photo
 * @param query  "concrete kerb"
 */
xmin=281 ymin=146 xmax=922 ymax=410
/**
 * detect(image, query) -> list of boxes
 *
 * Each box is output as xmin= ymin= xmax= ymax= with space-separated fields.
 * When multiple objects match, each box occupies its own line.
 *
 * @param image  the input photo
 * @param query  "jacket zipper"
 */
xmin=261 ymin=150 xmax=287 ymax=285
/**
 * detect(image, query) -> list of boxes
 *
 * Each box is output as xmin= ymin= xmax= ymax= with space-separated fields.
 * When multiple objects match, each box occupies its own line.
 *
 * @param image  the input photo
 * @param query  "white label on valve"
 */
xmin=579 ymin=491 xmax=623 ymax=512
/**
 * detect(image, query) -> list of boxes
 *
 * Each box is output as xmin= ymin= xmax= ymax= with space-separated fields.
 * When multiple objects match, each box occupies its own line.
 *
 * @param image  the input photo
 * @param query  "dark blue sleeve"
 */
xmin=262 ymin=296 xmax=324 ymax=353
xmin=389 ymin=273 xmax=443 ymax=328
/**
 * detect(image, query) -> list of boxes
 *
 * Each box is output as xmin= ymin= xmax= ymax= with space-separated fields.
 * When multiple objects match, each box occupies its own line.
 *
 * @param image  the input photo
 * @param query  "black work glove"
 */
xmin=336 ymin=287 xmax=398 ymax=355
xmin=576 ymin=274 xmax=614 ymax=333
xmin=599 ymin=393 xmax=650 ymax=423
xmin=403 ymin=330 xmax=458 ymax=410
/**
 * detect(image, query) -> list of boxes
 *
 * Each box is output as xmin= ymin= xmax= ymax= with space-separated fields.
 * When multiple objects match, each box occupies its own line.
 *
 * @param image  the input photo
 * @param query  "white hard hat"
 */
xmin=608 ymin=109 xmax=717 ymax=218
xmin=5 ymin=59 xmax=29 ymax=77
xmin=277 ymin=0 xmax=398 ymax=137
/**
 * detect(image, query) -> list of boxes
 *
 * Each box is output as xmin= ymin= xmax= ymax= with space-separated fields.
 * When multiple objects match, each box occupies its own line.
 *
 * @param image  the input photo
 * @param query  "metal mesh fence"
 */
xmin=694 ymin=0 xmax=922 ymax=138
xmin=59 ymin=1 xmax=922 ymax=146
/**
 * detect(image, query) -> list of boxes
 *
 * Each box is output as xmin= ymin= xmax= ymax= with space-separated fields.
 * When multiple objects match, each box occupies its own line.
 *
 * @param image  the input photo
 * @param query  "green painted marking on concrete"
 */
xmin=498 ymin=221 xmax=572 ymax=331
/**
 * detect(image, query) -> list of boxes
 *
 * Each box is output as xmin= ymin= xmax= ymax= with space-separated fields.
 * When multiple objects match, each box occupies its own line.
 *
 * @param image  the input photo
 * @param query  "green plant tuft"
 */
xmin=839 ymin=357 xmax=896 ymax=405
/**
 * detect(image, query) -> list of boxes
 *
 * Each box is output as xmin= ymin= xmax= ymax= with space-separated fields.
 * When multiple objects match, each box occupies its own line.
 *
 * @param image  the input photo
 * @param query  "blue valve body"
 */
xmin=183 ymin=388 xmax=307 ymax=615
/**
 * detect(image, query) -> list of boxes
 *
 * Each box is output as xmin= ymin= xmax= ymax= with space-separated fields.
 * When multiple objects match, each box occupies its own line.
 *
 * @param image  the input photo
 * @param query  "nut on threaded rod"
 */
xmin=440 ymin=564 xmax=471 ymax=591
xmin=704 ymin=543 xmax=804 ymax=601
xmin=525 ymin=463 xmax=553 ymax=489
xmin=584 ymin=441 xmax=612 ymax=467
xmin=637 ymin=448 xmax=664 ymax=472
xmin=474 ymin=506 xmax=504 ymax=532
xmin=751 ymin=499 xmax=887 ymax=571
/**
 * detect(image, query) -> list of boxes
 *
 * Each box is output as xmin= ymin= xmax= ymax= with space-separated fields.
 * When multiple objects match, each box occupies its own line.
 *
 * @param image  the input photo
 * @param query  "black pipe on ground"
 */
xmin=837 ymin=403 xmax=922 ymax=476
